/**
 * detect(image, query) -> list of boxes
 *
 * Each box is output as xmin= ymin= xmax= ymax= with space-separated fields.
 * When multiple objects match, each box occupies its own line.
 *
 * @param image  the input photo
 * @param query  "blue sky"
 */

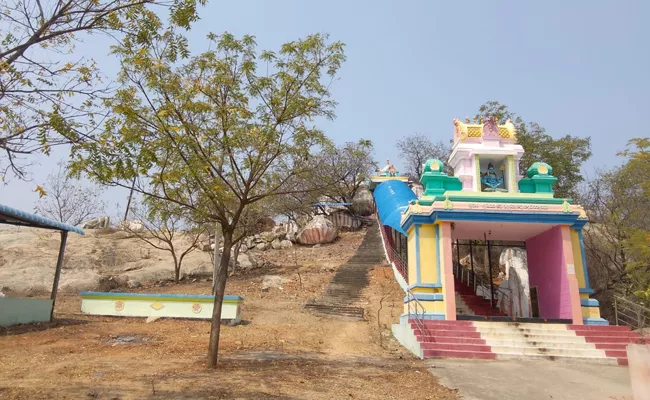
xmin=2 ymin=0 xmax=649 ymax=213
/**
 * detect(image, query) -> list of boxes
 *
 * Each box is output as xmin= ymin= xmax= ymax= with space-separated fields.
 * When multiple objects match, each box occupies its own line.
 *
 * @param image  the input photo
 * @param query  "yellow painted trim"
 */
xmin=407 ymin=229 xmax=417 ymax=286
xmin=80 ymin=295 xmax=241 ymax=304
xmin=421 ymin=191 xmax=554 ymax=201
xmin=475 ymin=155 xmax=481 ymax=192
xmin=418 ymin=225 xmax=438 ymax=284
xmin=410 ymin=287 xmax=441 ymax=294
xmin=570 ymin=230 xmax=587 ymax=288
xmin=582 ymin=307 xmax=602 ymax=319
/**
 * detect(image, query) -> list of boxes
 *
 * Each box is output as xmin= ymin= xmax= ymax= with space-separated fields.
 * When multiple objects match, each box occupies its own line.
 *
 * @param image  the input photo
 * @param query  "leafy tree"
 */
xmin=396 ymin=134 xmax=450 ymax=178
xmin=581 ymin=138 xmax=650 ymax=312
xmin=126 ymin=199 xmax=204 ymax=282
xmin=0 ymin=0 xmax=206 ymax=179
xmin=34 ymin=160 xmax=105 ymax=226
xmin=70 ymin=32 xmax=345 ymax=368
xmin=475 ymin=101 xmax=592 ymax=199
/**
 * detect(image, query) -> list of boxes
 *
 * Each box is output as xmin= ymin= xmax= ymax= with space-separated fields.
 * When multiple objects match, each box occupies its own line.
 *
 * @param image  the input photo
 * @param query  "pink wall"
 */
xmin=526 ymin=226 xmax=572 ymax=319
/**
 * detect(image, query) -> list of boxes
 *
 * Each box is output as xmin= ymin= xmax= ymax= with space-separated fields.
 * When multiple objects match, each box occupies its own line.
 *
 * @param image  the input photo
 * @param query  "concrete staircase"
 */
xmin=411 ymin=320 xmax=643 ymax=365
xmin=305 ymin=221 xmax=386 ymax=320
xmin=454 ymin=278 xmax=504 ymax=317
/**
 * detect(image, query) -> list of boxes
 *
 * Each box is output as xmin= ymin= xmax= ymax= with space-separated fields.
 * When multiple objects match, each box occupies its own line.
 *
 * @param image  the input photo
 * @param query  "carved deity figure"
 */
xmin=481 ymin=163 xmax=506 ymax=192
xmin=377 ymin=159 xmax=398 ymax=177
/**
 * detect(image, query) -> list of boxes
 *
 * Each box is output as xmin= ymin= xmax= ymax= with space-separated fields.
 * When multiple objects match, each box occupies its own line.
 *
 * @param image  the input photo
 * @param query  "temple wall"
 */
xmin=526 ymin=226 xmax=572 ymax=319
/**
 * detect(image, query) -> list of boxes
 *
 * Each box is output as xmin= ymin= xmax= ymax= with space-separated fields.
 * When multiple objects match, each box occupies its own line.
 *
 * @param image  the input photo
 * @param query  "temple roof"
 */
xmin=452 ymin=117 xmax=517 ymax=144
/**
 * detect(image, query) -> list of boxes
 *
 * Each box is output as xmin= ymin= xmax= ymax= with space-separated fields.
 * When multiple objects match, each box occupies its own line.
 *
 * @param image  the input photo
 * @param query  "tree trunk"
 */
xmin=208 ymin=229 xmax=232 ymax=368
xmin=172 ymin=253 xmax=180 ymax=283
xmin=212 ymin=222 xmax=222 ymax=294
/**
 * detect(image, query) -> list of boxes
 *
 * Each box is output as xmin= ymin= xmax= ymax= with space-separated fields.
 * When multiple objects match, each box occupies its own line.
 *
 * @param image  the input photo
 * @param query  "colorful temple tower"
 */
xmin=373 ymin=117 xmax=606 ymax=326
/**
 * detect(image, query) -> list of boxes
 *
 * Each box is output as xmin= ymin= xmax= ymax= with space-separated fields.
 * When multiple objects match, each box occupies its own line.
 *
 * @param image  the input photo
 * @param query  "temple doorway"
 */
xmin=449 ymin=221 xmax=575 ymax=324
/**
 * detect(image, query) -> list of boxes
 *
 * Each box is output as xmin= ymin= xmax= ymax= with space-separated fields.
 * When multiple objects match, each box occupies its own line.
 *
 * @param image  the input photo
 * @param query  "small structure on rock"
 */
xmin=82 ymin=216 xmax=110 ymax=229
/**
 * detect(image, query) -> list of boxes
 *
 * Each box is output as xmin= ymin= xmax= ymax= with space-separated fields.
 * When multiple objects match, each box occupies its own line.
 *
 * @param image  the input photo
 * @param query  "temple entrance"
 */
xmin=449 ymin=221 xmax=576 ymax=324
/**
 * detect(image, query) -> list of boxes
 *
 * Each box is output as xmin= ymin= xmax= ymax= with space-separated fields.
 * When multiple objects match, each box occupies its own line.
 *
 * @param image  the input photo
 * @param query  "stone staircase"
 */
xmin=411 ymin=320 xmax=643 ymax=365
xmin=454 ymin=278 xmax=504 ymax=317
xmin=304 ymin=221 xmax=386 ymax=320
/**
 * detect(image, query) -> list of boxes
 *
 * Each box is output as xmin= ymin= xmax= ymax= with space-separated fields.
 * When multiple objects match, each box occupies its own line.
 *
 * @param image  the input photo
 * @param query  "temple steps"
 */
xmin=304 ymin=222 xmax=385 ymax=320
xmin=405 ymin=320 xmax=641 ymax=365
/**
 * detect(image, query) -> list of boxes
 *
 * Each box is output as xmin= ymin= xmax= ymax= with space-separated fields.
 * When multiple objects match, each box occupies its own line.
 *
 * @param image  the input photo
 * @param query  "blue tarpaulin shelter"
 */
xmin=372 ymin=180 xmax=416 ymax=235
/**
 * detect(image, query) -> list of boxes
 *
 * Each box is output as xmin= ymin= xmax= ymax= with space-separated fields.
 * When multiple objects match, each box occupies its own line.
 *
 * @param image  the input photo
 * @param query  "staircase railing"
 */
xmin=406 ymin=290 xmax=429 ymax=336
xmin=614 ymin=297 xmax=650 ymax=336
xmin=374 ymin=211 xmax=428 ymax=335
xmin=375 ymin=214 xmax=408 ymax=282
xmin=385 ymin=242 xmax=408 ymax=281
xmin=454 ymin=261 xmax=512 ymax=315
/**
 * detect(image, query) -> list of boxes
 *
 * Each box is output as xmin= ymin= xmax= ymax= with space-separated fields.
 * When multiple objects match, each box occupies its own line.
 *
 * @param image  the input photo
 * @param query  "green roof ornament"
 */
xmin=420 ymin=159 xmax=462 ymax=197
xmin=423 ymin=159 xmax=444 ymax=174
xmin=519 ymin=161 xmax=558 ymax=195
xmin=526 ymin=162 xmax=553 ymax=178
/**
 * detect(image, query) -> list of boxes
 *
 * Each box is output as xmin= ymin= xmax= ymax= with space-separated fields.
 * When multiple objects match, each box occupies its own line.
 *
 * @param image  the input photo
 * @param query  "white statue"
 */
xmin=498 ymin=248 xmax=531 ymax=318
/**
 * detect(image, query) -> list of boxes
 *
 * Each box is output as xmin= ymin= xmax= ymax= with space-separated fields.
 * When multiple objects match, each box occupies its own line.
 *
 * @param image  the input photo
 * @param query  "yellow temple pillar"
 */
xmin=403 ymin=222 xmax=455 ymax=321
xmin=570 ymin=224 xmax=608 ymax=325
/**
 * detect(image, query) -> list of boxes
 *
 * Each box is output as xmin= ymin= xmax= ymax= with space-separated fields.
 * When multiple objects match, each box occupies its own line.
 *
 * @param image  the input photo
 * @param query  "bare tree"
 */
xmin=126 ymin=200 xmax=205 ymax=283
xmin=318 ymin=139 xmax=376 ymax=207
xmin=34 ymin=160 xmax=105 ymax=225
xmin=396 ymin=134 xmax=450 ymax=178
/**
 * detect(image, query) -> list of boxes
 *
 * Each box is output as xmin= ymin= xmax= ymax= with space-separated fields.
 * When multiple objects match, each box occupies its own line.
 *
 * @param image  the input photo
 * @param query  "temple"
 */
xmin=374 ymin=117 xmax=602 ymax=325
xmin=371 ymin=116 xmax=627 ymax=362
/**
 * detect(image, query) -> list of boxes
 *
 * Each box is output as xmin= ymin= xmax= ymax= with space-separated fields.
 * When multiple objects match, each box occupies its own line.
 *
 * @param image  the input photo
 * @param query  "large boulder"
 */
xmin=82 ymin=216 xmax=110 ymax=229
xmin=262 ymin=275 xmax=290 ymax=291
xmin=121 ymin=220 xmax=144 ymax=232
xmin=260 ymin=231 xmax=278 ymax=243
xmin=279 ymin=240 xmax=292 ymax=249
xmin=237 ymin=253 xmax=258 ymax=270
xmin=350 ymin=184 xmax=375 ymax=216
xmin=297 ymin=215 xmax=338 ymax=245
xmin=188 ymin=264 xmax=212 ymax=278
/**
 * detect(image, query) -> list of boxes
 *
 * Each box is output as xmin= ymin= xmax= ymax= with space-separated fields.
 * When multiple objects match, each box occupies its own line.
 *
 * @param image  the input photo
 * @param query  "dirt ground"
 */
xmin=0 ymin=229 xmax=457 ymax=399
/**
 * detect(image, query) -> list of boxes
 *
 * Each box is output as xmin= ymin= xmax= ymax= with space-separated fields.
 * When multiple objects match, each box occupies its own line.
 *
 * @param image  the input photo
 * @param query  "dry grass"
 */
xmin=0 ymin=230 xmax=457 ymax=400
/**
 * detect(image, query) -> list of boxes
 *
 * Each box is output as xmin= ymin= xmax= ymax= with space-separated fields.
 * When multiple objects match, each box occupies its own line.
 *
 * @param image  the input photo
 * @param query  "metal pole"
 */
xmin=50 ymin=231 xmax=68 ymax=321
xmin=486 ymin=233 xmax=495 ymax=309
xmin=123 ymin=175 xmax=137 ymax=222
xmin=614 ymin=298 xmax=618 ymax=326
xmin=469 ymin=240 xmax=475 ymax=290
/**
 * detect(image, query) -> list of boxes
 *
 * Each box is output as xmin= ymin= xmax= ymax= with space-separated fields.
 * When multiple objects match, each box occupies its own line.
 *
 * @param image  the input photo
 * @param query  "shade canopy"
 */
xmin=0 ymin=203 xmax=84 ymax=234
xmin=373 ymin=180 xmax=416 ymax=235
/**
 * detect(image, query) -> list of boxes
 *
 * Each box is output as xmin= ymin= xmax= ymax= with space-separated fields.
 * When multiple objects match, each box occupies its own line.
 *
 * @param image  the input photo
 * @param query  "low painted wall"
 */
xmin=0 ymin=298 xmax=53 ymax=327
xmin=526 ymin=226 xmax=572 ymax=319
xmin=80 ymin=292 xmax=243 ymax=322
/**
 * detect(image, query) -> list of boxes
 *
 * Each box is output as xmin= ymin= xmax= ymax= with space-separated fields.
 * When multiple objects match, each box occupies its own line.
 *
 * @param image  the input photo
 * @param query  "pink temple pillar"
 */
xmin=439 ymin=222 xmax=456 ymax=320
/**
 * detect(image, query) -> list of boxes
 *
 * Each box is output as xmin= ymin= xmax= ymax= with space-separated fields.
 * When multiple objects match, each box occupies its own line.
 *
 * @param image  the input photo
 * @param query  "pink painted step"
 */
xmin=568 ymin=324 xmax=645 ymax=365
xmin=412 ymin=329 xmax=482 ymax=338
xmin=454 ymin=279 xmax=505 ymax=316
xmin=423 ymin=349 xmax=497 ymax=360
xmin=568 ymin=325 xmax=632 ymax=332
xmin=420 ymin=342 xmax=492 ymax=352
xmin=415 ymin=336 xmax=488 ymax=345
xmin=413 ymin=320 xmax=475 ymax=327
